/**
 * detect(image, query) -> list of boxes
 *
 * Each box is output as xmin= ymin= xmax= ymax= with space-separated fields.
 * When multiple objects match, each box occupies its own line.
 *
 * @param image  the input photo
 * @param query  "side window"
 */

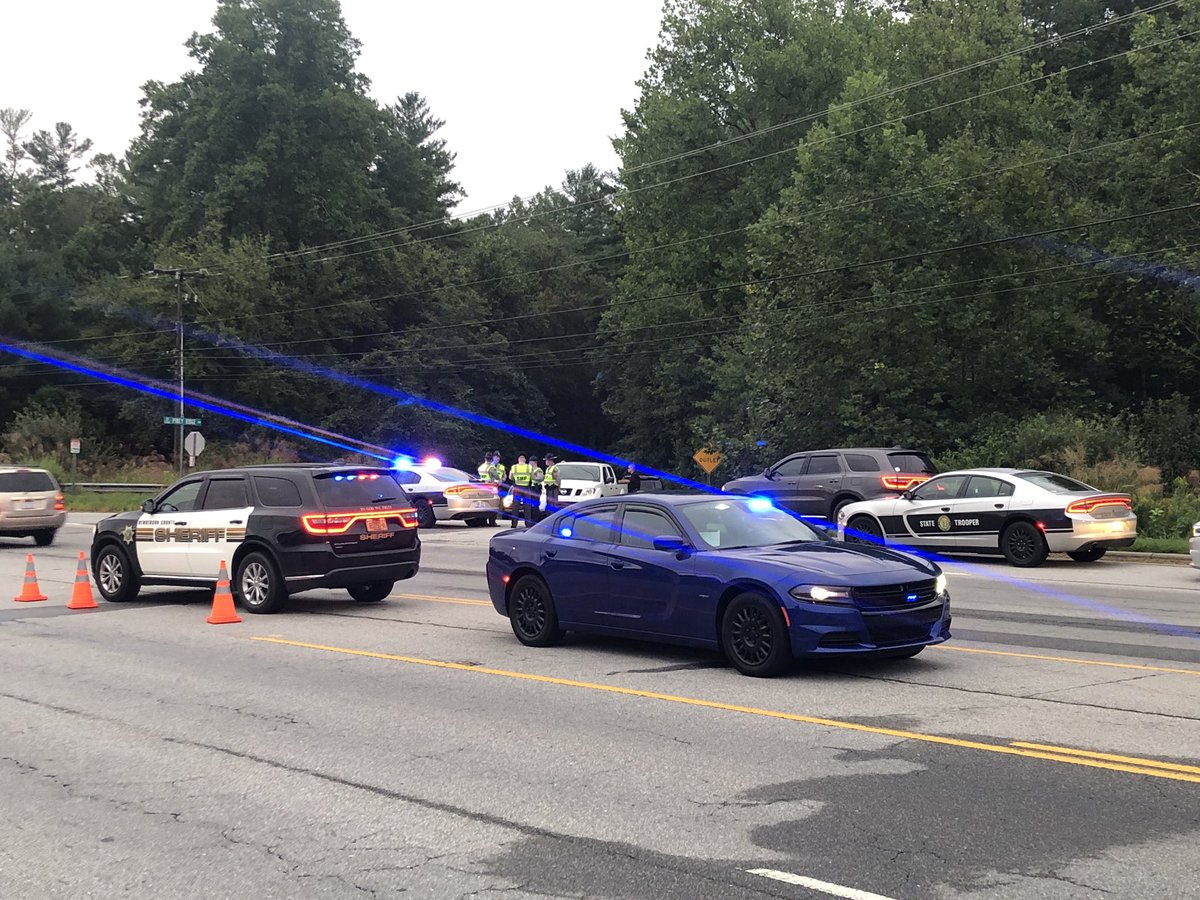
xmin=807 ymin=455 xmax=841 ymax=475
xmin=604 ymin=467 xmax=617 ymax=484
xmin=202 ymin=478 xmax=249 ymax=510
xmin=566 ymin=506 xmax=619 ymax=543
xmin=155 ymin=480 xmax=202 ymax=514
xmin=773 ymin=456 xmax=808 ymax=477
xmin=390 ymin=470 xmax=420 ymax=485
xmin=253 ymin=476 xmax=302 ymax=508
xmin=965 ymin=476 xmax=1015 ymax=499
xmin=845 ymin=453 xmax=881 ymax=472
xmin=912 ymin=475 xmax=968 ymax=502
xmin=619 ymin=508 xmax=683 ymax=550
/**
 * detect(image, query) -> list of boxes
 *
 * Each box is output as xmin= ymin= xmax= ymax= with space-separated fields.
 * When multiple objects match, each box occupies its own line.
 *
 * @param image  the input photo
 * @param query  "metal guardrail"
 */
xmin=64 ymin=483 xmax=166 ymax=494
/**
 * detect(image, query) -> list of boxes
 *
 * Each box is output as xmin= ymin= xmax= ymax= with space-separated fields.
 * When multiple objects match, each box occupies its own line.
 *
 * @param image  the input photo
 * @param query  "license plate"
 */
xmin=366 ymin=517 xmax=388 ymax=533
xmin=19 ymin=499 xmax=37 ymax=509
xmin=473 ymin=500 xmax=487 ymax=508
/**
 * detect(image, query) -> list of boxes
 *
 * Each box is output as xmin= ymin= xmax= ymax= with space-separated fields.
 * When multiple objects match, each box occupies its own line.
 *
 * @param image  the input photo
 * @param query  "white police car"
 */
xmin=836 ymin=468 xmax=1136 ymax=567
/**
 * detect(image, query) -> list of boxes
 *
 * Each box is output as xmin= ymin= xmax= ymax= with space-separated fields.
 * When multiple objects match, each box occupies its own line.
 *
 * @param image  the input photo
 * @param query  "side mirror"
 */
xmin=141 ymin=499 xmax=156 ymax=514
xmin=764 ymin=470 xmax=778 ymax=481
xmin=901 ymin=490 xmax=914 ymax=501
xmin=652 ymin=535 xmax=690 ymax=554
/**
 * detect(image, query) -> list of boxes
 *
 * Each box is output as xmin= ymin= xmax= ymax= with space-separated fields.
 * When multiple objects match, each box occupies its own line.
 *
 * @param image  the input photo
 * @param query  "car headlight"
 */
xmin=789 ymin=585 xmax=853 ymax=604
xmin=582 ymin=487 xmax=598 ymax=496
xmin=935 ymin=573 xmax=948 ymax=596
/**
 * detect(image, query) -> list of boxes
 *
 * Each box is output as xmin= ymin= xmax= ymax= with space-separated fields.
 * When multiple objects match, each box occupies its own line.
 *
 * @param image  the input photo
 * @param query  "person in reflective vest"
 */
xmin=542 ymin=454 xmax=561 ymax=515
xmin=509 ymin=455 xmax=534 ymax=527
xmin=477 ymin=452 xmax=492 ymax=481
xmin=530 ymin=456 xmax=546 ymax=521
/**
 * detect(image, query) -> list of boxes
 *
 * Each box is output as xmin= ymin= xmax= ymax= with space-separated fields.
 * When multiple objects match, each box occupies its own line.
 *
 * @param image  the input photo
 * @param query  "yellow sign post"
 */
xmin=692 ymin=449 xmax=724 ymax=475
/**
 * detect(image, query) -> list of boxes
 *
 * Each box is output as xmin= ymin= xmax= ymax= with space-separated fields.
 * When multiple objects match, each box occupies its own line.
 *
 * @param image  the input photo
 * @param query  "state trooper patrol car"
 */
xmin=836 ymin=468 xmax=1137 ymax=567
xmin=90 ymin=464 xmax=420 ymax=613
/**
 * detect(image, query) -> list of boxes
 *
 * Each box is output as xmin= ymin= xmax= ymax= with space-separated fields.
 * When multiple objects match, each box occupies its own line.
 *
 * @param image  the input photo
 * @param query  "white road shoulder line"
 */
xmin=747 ymin=869 xmax=897 ymax=900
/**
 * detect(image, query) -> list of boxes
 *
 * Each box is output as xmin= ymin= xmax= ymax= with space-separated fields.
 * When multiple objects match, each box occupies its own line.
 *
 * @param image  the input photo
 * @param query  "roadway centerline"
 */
xmin=747 ymin=869 xmax=896 ymax=900
xmin=390 ymin=591 xmax=1200 ymax=677
xmin=249 ymin=635 xmax=1200 ymax=785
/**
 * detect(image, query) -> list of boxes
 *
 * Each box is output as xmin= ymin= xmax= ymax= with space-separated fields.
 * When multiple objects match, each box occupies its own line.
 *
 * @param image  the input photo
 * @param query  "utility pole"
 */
xmin=149 ymin=266 xmax=207 ymax=476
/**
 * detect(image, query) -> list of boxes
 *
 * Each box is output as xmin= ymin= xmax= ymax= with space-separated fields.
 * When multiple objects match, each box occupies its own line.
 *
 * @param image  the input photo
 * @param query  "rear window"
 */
xmin=0 ymin=471 xmax=57 ymax=492
xmin=314 ymin=472 xmax=407 ymax=508
xmin=1016 ymin=472 xmax=1096 ymax=493
xmin=253 ymin=476 xmax=303 ymax=508
xmin=845 ymin=454 xmax=881 ymax=472
xmin=886 ymin=452 xmax=935 ymax=475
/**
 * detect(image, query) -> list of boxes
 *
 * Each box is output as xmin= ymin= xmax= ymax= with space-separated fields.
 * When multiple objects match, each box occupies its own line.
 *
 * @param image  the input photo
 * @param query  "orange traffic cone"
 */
xmin=67 ymin=552 xmax=98 ymax=610
xmin=14 ymin=554 xmax=48 ymax=603
xmin=206 ymin=561 xmax=242 ymax=625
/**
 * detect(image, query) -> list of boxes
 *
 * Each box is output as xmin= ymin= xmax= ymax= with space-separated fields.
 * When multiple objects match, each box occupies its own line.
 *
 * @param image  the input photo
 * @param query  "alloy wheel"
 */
xmin=729 ymin=604 xmax=773 ymax=665
xmin=514 ymin=585 xmax=547 ymax=638
xmin=241 ymin=561 xmax=270 ymax=608
xmin=98 ymin=554 xmax=123 ymax=595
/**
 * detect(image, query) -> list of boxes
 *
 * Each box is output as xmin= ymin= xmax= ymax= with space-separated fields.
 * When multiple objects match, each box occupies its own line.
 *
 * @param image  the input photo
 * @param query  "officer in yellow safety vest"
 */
xmin=542 ymin=454 xmax=561 ymax=516
xmin=509 ymin=454 xmax=535 ymax=528
xmin=477 ymin=452 xmax=492 ymax=481
xmin=530 ymin=456 xmax=546 ymax=521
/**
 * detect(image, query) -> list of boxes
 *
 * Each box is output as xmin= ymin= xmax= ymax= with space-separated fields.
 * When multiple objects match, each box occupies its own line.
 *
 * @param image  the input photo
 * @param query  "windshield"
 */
xmin=0 ymin=471 xmax=57 ymax=492
xmin=427 ymin=467 xmax=476 ymax=483
xmin=677 ymin=498 xmax=825 ymax=550
xmin=557 ymin=464 xmax=602 ymax=482
xmin=313 ymin=471 xmax=406 ymax=507
xmin=1017 ymin=471 xmax=1096 ymax=493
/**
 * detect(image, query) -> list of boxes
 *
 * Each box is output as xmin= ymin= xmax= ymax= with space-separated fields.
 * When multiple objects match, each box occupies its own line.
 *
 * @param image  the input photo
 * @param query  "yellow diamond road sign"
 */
xmin=692 ymin=449 xmax=723 ymax=474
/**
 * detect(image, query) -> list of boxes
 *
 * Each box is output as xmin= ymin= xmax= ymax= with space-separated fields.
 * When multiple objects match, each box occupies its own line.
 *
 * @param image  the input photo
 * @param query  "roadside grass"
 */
xmin=64 ymin=491 xmax=156 ymax=513
xmin=1128 ymin=536 xmax=1190 ymax=555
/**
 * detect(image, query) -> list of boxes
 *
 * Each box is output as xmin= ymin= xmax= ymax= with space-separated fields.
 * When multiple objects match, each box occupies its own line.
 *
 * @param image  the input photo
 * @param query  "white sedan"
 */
xmin=836 ymin=468 xmax=1137 ymax=567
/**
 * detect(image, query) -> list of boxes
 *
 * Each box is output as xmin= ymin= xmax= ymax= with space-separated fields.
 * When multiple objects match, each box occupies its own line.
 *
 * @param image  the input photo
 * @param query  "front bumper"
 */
xmin=786 ymin=596 xmax=951 ymax=657
xmin=0 ymin=511 xmax=66 ymax=533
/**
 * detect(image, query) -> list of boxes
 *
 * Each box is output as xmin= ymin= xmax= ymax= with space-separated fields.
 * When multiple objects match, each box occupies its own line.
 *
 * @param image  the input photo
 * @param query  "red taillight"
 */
xmin=54 ymin=493 xmax=65 ymax=511
xmin=445 ymin=483 xmax=498 ymax=496
xmin=1065 ymin=496 xmax=1132 ymax=515
xmin=881 ymin=474 xmax=929 ymax=491
xmin=301 ymin=509 xmax=419 ymax=535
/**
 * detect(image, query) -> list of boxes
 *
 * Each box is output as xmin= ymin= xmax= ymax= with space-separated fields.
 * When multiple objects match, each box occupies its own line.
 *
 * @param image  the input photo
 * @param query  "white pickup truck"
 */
xmin=555 ymin=461 xmax=627 ymax=505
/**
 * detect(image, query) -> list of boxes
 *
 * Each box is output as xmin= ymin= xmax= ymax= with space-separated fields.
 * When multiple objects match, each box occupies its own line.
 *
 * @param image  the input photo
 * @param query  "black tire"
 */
xmin=348 ymin=581 xmax=394 ymax=602
xmin=93 ymin=543 xmax=140 ymax=603
xmin=464 ymin=517 xmax=487 ymax=528
xmin=720 ymin=593 xmax=791 ymax=677
xmin=1067 ymin=547 xmax=1107 ymax=563
xmin=508 ymin=575 xmax=564 ymax=647
xmin=846 ymin=514 xmax=885 ymax=545
xmin=415 ymin=499 xmax=437 ymax=529
xmin=1000 ymin=521 xmax=1049 ymax=568
xmin=33 ymin=529 xmax=56 ymax=547
xmin=233 ymin=551 xmax=287 ymax=614
xmin=830 ymin=497 xmax=858 ymax=523
xmin=879 ymin=646 xmax=925 ymax=659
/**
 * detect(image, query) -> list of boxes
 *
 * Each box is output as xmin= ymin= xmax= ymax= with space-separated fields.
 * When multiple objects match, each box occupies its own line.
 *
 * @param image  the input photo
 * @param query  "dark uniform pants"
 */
xmin=543 ymin=486 xmax=560 ymax=520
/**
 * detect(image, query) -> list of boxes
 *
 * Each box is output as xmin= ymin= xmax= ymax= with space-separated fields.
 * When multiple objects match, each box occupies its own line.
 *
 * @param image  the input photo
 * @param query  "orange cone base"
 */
xmin=206 ymin=606 xmax=242 ymax=625
xmin=14 ymin=592 xmax=48 ymax=603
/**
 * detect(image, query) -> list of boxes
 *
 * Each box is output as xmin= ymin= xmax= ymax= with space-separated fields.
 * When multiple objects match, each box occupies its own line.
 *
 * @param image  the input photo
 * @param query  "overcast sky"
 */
xmin=0 ymin=0 xmax=665 ymax=211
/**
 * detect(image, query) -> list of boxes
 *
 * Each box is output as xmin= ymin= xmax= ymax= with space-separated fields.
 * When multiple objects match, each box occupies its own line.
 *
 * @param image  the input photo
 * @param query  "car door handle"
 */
xmin=609 ymin=560 xmax=625 ymax=569
xmin=993 ymin=504 xmax=1004 ymax=509
xmin=173 ymin=521 xmax=187 ymax=526
xmin=940 ymin=507 xmax=950 ymax=512
xmin=229 ymin=519 xmax=243 ymax=524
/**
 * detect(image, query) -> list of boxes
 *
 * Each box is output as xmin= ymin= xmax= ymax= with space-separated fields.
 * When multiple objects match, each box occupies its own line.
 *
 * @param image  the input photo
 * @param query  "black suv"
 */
xmin=90 ymin=464 xmax=420 ymax=614
xmin=721 ymin=448 xmax=936 ymax=521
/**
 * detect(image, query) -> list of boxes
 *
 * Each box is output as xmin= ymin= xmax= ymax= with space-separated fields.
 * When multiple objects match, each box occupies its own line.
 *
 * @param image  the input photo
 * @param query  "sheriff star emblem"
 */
xmin=121 ymin=525 xmax=135 ymax=544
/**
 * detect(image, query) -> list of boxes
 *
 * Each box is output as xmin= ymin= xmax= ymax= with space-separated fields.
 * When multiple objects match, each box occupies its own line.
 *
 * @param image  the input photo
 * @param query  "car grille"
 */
xmin=853 ymin=579 xmax=939 ymax=610
xmin=865 ymin=605 xmax=944 ymax=646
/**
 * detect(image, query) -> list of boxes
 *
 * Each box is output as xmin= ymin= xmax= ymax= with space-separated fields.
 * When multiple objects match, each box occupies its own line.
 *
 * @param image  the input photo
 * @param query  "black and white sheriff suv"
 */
xmin=90 ymin=464 xmax=421 ymax=613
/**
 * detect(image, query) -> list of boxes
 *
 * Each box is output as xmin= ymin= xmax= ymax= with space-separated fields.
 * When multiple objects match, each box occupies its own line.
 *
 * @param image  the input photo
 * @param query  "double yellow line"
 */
xmin=251 ymin=635 xmax=1200 ymax=785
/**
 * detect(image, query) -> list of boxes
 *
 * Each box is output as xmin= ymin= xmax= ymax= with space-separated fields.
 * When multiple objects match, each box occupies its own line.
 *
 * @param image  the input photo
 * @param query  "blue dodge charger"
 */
xmin=485 ymin=494 xmax=951 ymax=677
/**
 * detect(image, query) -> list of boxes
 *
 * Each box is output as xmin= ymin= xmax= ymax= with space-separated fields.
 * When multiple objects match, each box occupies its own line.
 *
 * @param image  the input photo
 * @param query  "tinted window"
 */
xmin=427 ymin=467 xmax=477 ymax=483
xmin=1016 ymin=472 xmax=1096 ymax=493
xmin=157 ymin=481 xmax=203 ymax=513
xmin=0 ymin=471 xmax=57 ymax=492
xmin=911 ymin=475 xmax=968 ymax=502
xmin=964 ymin=476 xmax=1015 ymax=499
xmin=845 ymin=454 xmax=880 ymax=472
xmin=807 ymin=455 xmax=841 ymax=475
xmin=678 ymin=499 xmax=824 ymax=550
xmin=203 ymin=478 xmax=249 ymax=510
xmin=620 ymin=508 xmax=683 ymax=549
xmin=254 ymin=476 xmax=302 ymax=508
xmin=773 ymin=457 xmax=807 ymax=477
xmin=565 ymin=506 xmax=619 ymax=543
xmin=390 ymin=470 xmax=421 ymax=485
xmin=887 ymin=452 xmax=936 ymax=475
xmin=314 ymin=472 xmax=405 ymax=507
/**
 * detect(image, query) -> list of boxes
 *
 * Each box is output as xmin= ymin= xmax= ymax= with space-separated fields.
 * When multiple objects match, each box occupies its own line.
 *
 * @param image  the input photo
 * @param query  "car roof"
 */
xmin=188 ymin=463 xmax=394 ymax=477
xmin=778 ymin=447 xmax=927 ymax=455
xmin=0 ymin=466 xmax=54 ymax=474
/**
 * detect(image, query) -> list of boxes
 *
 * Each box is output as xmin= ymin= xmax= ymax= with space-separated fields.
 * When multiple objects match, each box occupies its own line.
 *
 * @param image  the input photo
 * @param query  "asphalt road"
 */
xmin=1 ymin=516 xmax=1198 ymax=899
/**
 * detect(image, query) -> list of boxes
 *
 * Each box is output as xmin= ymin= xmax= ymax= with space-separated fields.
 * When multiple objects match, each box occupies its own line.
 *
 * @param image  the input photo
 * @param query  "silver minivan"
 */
xmin=0 ymin=467 xmax=66 ymax=546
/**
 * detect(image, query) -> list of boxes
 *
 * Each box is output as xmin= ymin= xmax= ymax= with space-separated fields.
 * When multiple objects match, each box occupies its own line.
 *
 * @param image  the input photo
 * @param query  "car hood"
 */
xmin=719 ymin=541 xmax=935 ymax=582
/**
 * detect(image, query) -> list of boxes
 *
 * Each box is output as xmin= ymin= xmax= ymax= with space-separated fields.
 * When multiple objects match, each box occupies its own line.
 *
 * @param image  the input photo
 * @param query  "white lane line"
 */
xmin=747 ymin=869 xmax=897 ymax=900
